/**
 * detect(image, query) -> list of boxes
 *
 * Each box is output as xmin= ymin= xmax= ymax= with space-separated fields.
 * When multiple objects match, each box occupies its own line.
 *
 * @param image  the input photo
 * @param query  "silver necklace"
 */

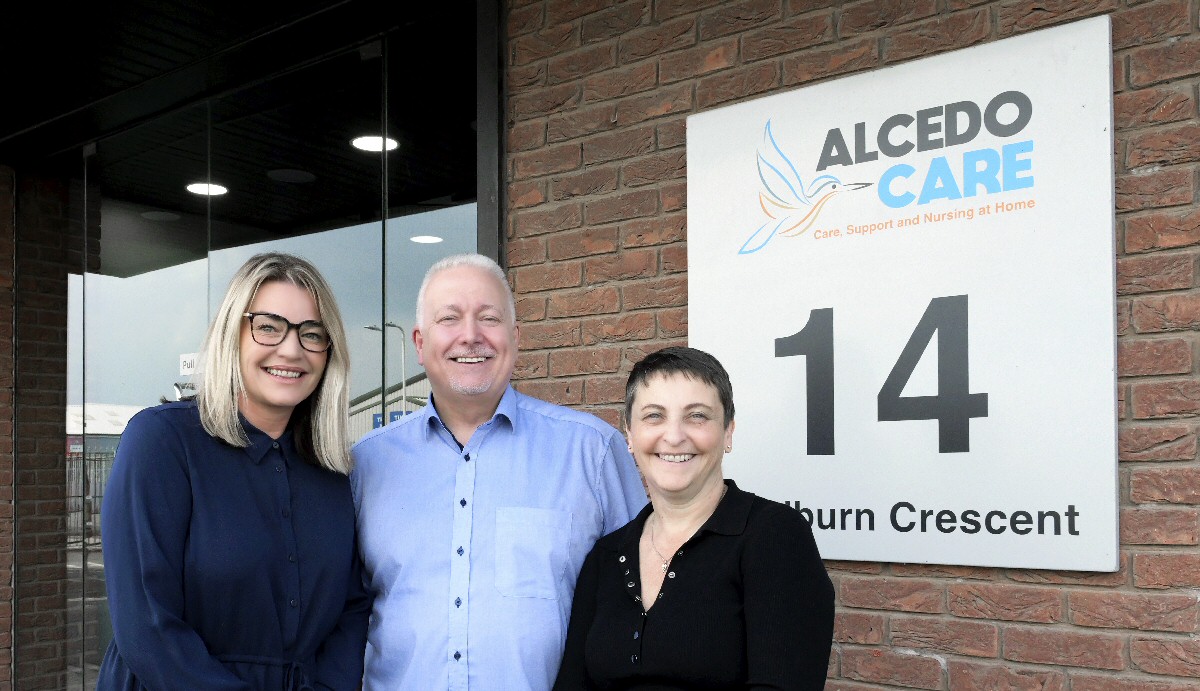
xmin=648 ymin=520 xmax=670 ymax=573
xmin=647 ymin=485 xmax=729 ymax=574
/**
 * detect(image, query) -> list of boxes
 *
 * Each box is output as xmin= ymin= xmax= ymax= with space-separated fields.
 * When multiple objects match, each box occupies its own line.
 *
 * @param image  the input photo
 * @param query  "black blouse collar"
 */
xmin=615 ymin=479 xmax=753 ymax=555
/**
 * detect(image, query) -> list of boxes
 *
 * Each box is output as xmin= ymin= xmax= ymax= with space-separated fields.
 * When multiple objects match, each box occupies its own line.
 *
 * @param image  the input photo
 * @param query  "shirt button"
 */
xmin=455 ymin=597 xmax=462 ymax=608
xmin=459 ymin=498 xmax=467 ymax=507
xmin=453 ymin=651 xmax=461 ymax=661
xmin=667 ymin=571 xmax=676 ymax=578
xmin=289 ymin=598 xmax=297 ymax=608
xmin=630 ymin=654 xmax=638 ymax=664
xmin=464 ymin=454 xmax=471 ymax=462
xmin=272 ymin=442 xmax=279 ymax=449
xmin=619 ymin=556 xmax=626 ymax=563
xmin=457 ymin=546 xmax=464 ymax=556
xmin=633 ymin=631 xmax=639 ymax=640
xmin=627 ymin=581 xmax=635 ymax=588
xmin=288 ymin=554 xmax=296 ymax=563
xmin=275 ymin=465 xmax=282 ymax=473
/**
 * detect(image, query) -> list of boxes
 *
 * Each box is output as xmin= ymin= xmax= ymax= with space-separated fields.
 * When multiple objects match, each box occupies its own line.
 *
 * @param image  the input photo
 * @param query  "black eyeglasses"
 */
xmin=243 ymin=312 xmax=332 ymax=353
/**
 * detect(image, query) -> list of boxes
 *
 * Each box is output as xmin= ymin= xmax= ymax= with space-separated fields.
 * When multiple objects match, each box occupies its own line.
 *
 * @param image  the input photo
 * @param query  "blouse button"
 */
xmin=667 ymin=571 xmax=676 ymax=578
xmin=626 ymin=581 xmax=635 ymax=588
xmin=624 ymin=569 xmax=630 ymax=576
xmin=619 ymin=555 xmax=626 ymax=563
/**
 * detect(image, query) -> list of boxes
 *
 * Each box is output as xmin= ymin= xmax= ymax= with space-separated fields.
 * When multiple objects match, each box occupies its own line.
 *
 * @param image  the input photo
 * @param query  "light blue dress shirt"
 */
xmin=350 ymin=385 xmax=648 ymax=691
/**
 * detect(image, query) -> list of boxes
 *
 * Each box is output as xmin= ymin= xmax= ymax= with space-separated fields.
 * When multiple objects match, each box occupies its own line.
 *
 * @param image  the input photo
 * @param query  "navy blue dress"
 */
xmin=97 ymin=401 xmax=370 ymax=690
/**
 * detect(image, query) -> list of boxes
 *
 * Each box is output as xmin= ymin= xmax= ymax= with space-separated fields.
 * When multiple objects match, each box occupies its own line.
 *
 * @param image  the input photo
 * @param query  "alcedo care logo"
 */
xmin=741 ymin=90 xmax=1037 ymax=255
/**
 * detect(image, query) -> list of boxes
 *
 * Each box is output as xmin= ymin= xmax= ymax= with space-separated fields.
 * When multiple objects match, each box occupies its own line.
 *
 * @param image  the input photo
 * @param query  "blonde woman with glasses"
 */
xmin=98 ymin=252 xmax=371 ymax=691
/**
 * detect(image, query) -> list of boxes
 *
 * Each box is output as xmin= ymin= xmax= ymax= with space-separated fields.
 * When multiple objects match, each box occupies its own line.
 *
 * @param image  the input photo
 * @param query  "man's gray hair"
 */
xmin=415 ymin=253 xmax=515 ymax=328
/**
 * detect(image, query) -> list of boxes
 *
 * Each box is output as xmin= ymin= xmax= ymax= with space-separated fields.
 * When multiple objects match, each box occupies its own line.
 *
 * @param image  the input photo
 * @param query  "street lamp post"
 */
xmin=364 ymin=321 xmax=408 ymax=416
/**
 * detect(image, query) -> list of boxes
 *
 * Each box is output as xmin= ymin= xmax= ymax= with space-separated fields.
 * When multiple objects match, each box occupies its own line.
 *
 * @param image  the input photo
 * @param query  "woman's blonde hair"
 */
xmin=196 ymin=252 xmax=352 ymax=474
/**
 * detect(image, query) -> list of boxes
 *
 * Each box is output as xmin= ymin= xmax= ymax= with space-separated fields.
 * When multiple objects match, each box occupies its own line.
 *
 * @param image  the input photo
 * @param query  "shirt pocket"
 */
xmin=495 ymin=507 xmax=573 ymax=599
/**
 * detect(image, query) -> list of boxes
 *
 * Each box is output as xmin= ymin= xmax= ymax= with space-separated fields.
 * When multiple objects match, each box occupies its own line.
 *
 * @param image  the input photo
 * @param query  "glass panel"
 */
xmin=67 ymin=101 xmax=213 ymax=689
xmin=65 ymin=14 xmax=486 ymax=689
xmin=364 ymin=203 xmax=479 ymax=439
xmin=208 ymin=45 xmax=387 ymax=418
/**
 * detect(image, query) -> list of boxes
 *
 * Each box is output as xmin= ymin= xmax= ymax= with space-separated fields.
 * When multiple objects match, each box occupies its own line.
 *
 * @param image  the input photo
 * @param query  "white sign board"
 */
xmin=687 ymin=17 xmax=1116 ymax=571
xmin=180 ymin=352 xmax=197 ymax=376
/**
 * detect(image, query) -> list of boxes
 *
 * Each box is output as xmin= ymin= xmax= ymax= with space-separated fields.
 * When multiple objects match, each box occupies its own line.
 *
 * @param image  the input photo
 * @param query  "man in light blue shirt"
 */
xmin=351 ymin=253 xmax=648 ymax=690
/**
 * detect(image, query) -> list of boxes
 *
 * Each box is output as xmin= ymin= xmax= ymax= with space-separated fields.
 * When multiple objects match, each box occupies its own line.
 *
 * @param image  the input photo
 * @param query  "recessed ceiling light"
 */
xmin=410 ymin=235 xmax=443 ymax=244
xmin=267 ymin=168 xmax=316 ymax=183
xmin=140 ymin=210 xmax=181 ymax=221
xmin=186 ymin=182 xmax=228 ymax=196
xmin=351 ymin=136 xmax=398 ymax=152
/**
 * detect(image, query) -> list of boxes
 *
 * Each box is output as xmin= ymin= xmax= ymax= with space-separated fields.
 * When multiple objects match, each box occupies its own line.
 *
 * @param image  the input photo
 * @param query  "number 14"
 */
xmin=775 ymin=295 xmax=989 ymax=455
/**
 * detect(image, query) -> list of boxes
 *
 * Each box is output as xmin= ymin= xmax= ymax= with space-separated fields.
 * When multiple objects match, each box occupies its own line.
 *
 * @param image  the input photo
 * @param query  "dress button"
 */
xmin=289 ymin=599 xmax=297 ymax=607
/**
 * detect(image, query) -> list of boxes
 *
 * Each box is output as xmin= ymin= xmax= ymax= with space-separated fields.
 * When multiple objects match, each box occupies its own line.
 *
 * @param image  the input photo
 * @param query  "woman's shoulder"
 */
xmin=593 ymin=514 xmax=643 ymax=553
xmin=120 ymin=401 xmax=208 ymax=450
xmin=740 ymin=489 xmax=815 ymax=536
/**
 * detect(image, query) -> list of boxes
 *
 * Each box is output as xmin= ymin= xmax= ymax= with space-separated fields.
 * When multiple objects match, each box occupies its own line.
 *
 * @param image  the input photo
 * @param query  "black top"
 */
xmin=553 ymin=480 xmax=835 ymax=690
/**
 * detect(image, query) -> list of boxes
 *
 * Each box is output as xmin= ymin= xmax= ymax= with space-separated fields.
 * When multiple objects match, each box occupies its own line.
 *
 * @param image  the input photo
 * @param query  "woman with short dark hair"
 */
xmin=554 ymin=346 xmax=835 ymax=690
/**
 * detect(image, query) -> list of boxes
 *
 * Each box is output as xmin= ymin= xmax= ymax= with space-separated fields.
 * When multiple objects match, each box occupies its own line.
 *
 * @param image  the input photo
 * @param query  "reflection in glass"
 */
xmin=63 ymin=19 xmax=481 ymax=687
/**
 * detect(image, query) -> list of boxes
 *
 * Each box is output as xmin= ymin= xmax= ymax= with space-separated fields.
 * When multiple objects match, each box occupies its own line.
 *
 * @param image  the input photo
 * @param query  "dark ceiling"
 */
xmin=0 ymin=1 xmax=483 ymax=276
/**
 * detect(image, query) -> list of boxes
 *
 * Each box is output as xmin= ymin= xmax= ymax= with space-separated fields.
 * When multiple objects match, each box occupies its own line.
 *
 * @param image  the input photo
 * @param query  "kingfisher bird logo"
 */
xmin=740 ymin=120 xmax=871 ymax=254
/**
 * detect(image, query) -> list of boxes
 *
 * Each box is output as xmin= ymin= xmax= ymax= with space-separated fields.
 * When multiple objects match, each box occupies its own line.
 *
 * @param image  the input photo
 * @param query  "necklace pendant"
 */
xmin=660 ymin=562 xmax=668 ymax=573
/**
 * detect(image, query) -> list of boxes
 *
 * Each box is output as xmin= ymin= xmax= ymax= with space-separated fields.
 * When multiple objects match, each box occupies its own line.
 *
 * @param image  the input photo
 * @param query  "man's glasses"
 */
xmin=243 ymin=312 xmax=332 ymax=353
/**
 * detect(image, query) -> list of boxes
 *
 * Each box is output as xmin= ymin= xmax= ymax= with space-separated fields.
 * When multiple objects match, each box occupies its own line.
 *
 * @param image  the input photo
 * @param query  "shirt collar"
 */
xmin=238 ymin=414 xmax=294 ymax=465
xmin=422 ymin=384 xmax=518 ymax=441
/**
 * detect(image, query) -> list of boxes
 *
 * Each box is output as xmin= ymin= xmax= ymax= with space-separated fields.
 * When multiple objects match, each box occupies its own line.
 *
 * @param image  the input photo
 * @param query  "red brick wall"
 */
xmin=7 ymin=171 xmax=91 ymax=689
xmin=504 ymin=0 xmax=1200 ymax=687
xmin=0 ymin=167 xmax=16 ymax=690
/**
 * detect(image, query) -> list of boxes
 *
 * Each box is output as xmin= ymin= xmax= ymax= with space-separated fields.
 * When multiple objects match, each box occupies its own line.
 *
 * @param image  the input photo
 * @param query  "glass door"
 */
xmin=62 ymin=17 xmax=484 ymax=684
